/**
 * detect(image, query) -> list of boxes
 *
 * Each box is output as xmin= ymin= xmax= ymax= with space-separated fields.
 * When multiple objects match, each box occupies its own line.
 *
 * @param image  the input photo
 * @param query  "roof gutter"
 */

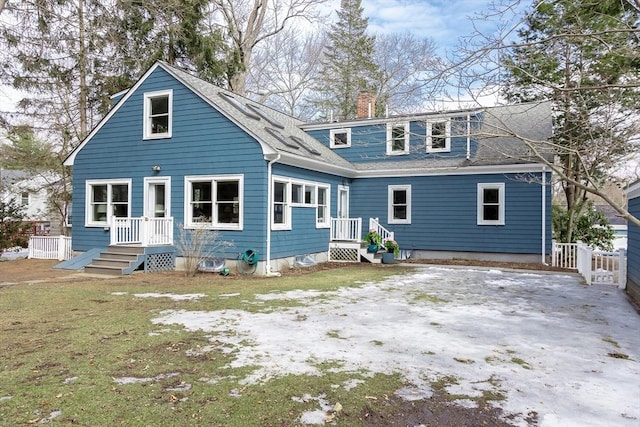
xmin=264 ymin=152 xmax=281 ymax=276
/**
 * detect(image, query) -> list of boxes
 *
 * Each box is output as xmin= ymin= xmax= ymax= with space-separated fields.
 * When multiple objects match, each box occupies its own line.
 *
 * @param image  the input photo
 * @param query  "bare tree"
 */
xmin=245 ymin=28 xmax=326 ymax=119
xmin=210 ymin=0 xmax=328 ymax=94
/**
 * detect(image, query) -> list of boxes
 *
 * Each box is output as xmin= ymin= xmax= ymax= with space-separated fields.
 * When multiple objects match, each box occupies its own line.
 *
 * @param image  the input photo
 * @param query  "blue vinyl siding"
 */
xmin=72 ymin=67 xmax=267 ymax=257
xmin=270 ymin=164 xmax=344 ymax=258
xmin=627 ymin=195 xmax=640 ymax=291
xmin=349 ymin=172 xmax=551 ymax=254
xmin=305 ymin=114 xmax=480 ymax=164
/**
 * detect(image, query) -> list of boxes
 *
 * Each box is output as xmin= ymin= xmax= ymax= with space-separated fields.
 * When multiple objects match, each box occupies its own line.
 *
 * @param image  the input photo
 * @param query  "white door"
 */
xmin=336 ymin=185 xmax=350 ymax=239
xmin=144 ymin=177 xmax=171 ymax=218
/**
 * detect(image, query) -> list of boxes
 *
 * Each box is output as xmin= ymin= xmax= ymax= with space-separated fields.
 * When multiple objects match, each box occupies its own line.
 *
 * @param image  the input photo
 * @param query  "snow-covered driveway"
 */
xmin=151 ymin=267 xmax=640 ymax=427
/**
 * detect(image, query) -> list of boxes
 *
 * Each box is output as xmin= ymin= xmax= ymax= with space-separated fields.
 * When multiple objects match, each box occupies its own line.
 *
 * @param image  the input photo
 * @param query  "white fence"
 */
xmin=28 ymin=235 xmax=72 ymax=261
xmin=553 ymin=241 xmax=626 ymax=288
xmin=111 ymin=217 xmax=174 ymax=246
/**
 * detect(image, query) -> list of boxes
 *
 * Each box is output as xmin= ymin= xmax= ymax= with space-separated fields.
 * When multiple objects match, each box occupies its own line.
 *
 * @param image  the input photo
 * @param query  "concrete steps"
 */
xmin=84 ymin=245 xmax=146 ymax=276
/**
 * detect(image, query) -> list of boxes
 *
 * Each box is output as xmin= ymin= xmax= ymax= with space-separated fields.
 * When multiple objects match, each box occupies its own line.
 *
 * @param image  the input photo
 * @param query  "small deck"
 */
xmin=329 ymin=217 xmax=395 ymax=263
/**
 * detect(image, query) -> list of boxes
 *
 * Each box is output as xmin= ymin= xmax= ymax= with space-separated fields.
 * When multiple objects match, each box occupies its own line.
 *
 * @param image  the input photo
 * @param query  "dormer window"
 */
xmin=330 ymin=128 xmax=351 ymax=148
xmin=386 ymin=122 xmax=409 ymax=155
xmin=144 ymin=90 xmax=172 ymax=139
xmin=427 ymin=120 xmax=451 ymax=153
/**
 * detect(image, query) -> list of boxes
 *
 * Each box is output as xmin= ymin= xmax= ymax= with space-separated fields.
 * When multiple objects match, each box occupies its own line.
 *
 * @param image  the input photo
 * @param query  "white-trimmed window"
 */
xmin=330 ymin=128 xmax=351 ymax=148
xmin=316 ymin=186 xmax=330 ymax=228
xmin=143 ymin=90 xmax=173 ymax=139
xmin=20 ymin=192 xmax=29 ymax=206
xmin=477 ymin=183 xmax=505 ymax=225
xmin=386 ymin=122 xmax=410 ymax=155
xmin=185 ymin=175 xmax=243 ymax=230
xmin=273 ymin=180 xmax=290 ymax=229
xmin=427 ymin=120 xmax=451 ymax=153
xmin=388 ymin=185 xmax=411 ymax=224
xmin=291 ymin=183 xmax=303 ymax=204
xmin=85 ymin=180 xmax=131 ymax=226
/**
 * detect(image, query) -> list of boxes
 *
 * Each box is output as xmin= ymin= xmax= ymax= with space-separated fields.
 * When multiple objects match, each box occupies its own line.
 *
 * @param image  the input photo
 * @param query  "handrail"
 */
xmin=369 ymin=217 xmax=394 ymax=243
xmin=330 ymin=217 xmax=362 ymax=241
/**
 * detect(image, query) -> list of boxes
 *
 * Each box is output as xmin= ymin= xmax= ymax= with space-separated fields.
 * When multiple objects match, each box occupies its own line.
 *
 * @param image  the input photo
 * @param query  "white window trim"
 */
xmin=477 ymin=183 xmax=505 ymax=225
xmin=329 ymin=128 xmax=351 ymax=148
xmin=426 ymin=119 xmax=451 ymax=153
xmin=184 ymin=175 xmax=243 ymax=230
xmin=388 ymin=184 xmax=411 ymax=224
xmin=85 ymin=179 xmax=132 ymax=227
xmin=143 ymin=89 xmax=173 ymax=140
xmin=272 ymin=179 xmax=291 ymax=230
xmin=386 ymin=122 xmax=410 ymax=155
xmin=316 ymin=185 xmax=331 ymax=229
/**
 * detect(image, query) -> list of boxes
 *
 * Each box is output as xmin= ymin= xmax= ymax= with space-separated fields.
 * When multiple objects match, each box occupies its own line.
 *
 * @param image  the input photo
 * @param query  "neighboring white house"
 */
xmin=0 ymin=169 xmax=64 ymax=235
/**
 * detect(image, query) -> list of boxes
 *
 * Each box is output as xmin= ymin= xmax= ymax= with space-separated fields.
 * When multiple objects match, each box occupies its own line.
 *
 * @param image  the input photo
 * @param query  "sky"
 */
xmin=109 ymin=266 xmax=640 ymax=427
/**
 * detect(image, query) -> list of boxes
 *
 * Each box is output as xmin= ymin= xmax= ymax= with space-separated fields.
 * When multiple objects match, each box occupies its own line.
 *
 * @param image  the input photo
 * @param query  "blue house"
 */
xmin=626 ymin=180 xmax=640 ymax=305
xmin=63 ymin=61 xmax=553 ymax=275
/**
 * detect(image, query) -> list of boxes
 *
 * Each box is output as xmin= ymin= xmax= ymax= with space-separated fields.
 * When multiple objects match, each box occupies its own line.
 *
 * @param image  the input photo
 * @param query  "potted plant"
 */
xmin=382 ymin=238 xmax=399 ymax=263
xmin=364 ymin=229 xmax=382 ymax=253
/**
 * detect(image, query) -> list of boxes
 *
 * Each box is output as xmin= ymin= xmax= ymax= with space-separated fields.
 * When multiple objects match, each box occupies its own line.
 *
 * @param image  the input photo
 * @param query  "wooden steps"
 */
xmin=84 ymin=245 xmax=146 ymax=276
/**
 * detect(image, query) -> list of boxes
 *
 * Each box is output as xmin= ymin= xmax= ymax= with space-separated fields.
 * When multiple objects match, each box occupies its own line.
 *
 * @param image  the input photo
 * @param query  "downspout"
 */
xmin=264 ymin=153 xmax=280 ymax=275
xmin=541 ymin=166 xmax=547 ymax=265
xmin=466 ymin=114 xmax=471 ymax=160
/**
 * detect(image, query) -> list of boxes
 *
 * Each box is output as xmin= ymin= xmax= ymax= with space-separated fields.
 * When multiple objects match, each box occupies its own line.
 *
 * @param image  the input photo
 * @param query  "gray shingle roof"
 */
xmin=160 ymin=63 xmax=354 ymax=172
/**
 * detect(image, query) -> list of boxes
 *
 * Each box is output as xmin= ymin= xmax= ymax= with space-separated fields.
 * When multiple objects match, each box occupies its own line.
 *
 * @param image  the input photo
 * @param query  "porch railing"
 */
xmin=330 ymin=217 xmax=362 ymax=241
xmin=28 ymin=235 xmax=73 ymax=260
xmin=111 ymin=217 xmax=174 ymax=246
xmin=369 ymin=217 xmax=394 ymax=243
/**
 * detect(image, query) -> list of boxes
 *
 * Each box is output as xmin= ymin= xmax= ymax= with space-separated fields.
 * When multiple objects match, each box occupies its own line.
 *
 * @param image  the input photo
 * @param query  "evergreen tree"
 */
xmin=501 ymin=0 xmax=640 ymax=241
xmin=315 ymin=0 xmax=381 ymax=120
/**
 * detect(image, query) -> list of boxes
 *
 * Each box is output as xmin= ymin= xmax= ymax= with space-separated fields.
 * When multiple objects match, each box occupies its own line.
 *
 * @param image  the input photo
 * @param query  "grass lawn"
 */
xmin=0 ymin=264 xmax=413 ymax=426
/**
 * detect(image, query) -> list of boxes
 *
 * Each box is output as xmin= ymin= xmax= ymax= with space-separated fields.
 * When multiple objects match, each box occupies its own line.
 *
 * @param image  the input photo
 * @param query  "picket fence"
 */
xmin=552 ymin=241 xmax=626 ymax=288
xmin=28 ymin=235 xmax=73 ymax=261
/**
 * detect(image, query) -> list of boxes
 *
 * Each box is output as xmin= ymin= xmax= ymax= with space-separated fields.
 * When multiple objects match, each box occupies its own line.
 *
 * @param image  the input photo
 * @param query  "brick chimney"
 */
xmin=356 ymin=93 xmax=376 ymax=119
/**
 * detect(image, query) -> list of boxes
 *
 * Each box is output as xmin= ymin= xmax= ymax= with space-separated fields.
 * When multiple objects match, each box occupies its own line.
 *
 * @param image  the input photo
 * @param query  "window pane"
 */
xmin=333 ymin=132 xmax=348 ymax=145
xmin=305 ymin=186 xmax=315 ymax=204
xmin=92 ymin=185 xmax=107 ymax=202
xmin=217 ymin=181 xmax=238 ymax=201
xmin=93 ymin=204 xmax=107 ymax=222
xmin=192 ymin=203 xmax=212 ymax=221
xmin=113 ymin=204 xmax=128 ymax=217
xmin=393 ymin=189 xmax=407 ymax=205
xmin=317 ymin=188 xmax=326 ymax=204
xmin=292 ymin=184 xmax=303 ymax=203
xmin=217 ymin=203 xmax=238 ymax=223
xmin=112 ymin=184 xmax=128 ymax=202
xmin=192 ymin=182 xmax=212 ymax=202
xmin=483 ymin=205 xmax=499 ymax=221
xmin=151 ymin=116 xmax=169 ymax=134
xmin=393 ymin=206 xmax=407 ymax=220
xmin=391 ymin=126 xmax=405 ymax=151
xmin=273 ymin=204 xmax=284 ymax=224
xmin=274 ymin=182 xmax=286 ymax=203
xmin=151 ymin=96 xmax=168 ymax=115
xmin=483 ymin=188 xmax=499 ymax=204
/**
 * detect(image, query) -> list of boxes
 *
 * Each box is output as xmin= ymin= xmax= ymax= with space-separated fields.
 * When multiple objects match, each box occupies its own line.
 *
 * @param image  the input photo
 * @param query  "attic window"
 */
xmin=143 ymin=90 xmax=172 ymax=139
xmin=386 ymin=122 xmax=409 ymax=155
xmin=330 ymin=129 xmax=351 ymax=148
xmin=427 ymin=120 xmax=451 ymax=153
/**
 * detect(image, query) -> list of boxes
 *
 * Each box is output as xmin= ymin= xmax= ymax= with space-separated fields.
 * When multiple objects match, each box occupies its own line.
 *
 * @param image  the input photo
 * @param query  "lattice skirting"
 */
xmin=329 ymin=246 xmax=359 ymax=262
xmin=145 ymin=252 xmax=176 ymax=272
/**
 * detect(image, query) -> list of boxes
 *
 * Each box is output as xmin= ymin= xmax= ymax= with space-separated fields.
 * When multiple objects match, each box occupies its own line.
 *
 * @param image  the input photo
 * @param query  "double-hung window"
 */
xmin=143 ymin=90 xmax=172 ymax=139
xmin=386 ymin=122 xmax=409 ymax=155
xmin=427 ymin=120 xmax=451 ymax=153
xmin=316 ymin=186 xmax=329 ymax=228
xmin=85 ymin=180 xmax=131 ymax=226
xmin=388 ymin=185 xmax=411 ymax=224
xmin=330 ymin=128 xmax=351 ymax=148
xmin=477 ymin=183 xmax=505 ymax=225
xmin=185 ymin=175 xmax=243 ymax=229
xmin=273 ymin=180 xmax=290 ymax=229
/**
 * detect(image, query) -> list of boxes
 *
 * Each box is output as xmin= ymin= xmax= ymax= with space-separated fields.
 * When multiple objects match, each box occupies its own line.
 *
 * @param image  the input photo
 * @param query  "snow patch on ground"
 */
xmin=134 ymin=293 xmax=206 ymax=301
xmin=150 ymin=267 xmax=640 ymax=427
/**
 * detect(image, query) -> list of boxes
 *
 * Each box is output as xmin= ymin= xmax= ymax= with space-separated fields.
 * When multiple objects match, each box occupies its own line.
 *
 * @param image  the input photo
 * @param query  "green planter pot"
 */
xmin=367 ymin=244 xmax=379 ymax=253
xmin=382 ymin=252 xmax=395 ymax=264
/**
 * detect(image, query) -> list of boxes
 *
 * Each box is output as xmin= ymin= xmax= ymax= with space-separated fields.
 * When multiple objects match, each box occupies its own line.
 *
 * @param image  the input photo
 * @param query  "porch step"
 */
xmin=84 ymin=245 xmax=145 ymax=276
xmin=360 ymin=244 xmax=383 ymax=264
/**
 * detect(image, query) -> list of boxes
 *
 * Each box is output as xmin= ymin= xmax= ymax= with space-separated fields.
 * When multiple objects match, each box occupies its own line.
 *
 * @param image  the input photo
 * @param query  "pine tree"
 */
xmin=501 ymin=0 xmax=640 ymax=240
xmin=315 ymin=0 xmax=381 ymax=121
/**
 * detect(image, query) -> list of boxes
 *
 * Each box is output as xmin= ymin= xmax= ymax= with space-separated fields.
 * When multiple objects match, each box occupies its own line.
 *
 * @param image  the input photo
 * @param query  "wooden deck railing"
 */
xmin=111 ymin=217 xmax=174 ymax=246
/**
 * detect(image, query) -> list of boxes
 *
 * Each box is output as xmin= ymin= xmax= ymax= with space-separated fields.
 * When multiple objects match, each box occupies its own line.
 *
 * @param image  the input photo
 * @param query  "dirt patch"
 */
xmin=0 ymin=259 xmax=76 ymax=283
